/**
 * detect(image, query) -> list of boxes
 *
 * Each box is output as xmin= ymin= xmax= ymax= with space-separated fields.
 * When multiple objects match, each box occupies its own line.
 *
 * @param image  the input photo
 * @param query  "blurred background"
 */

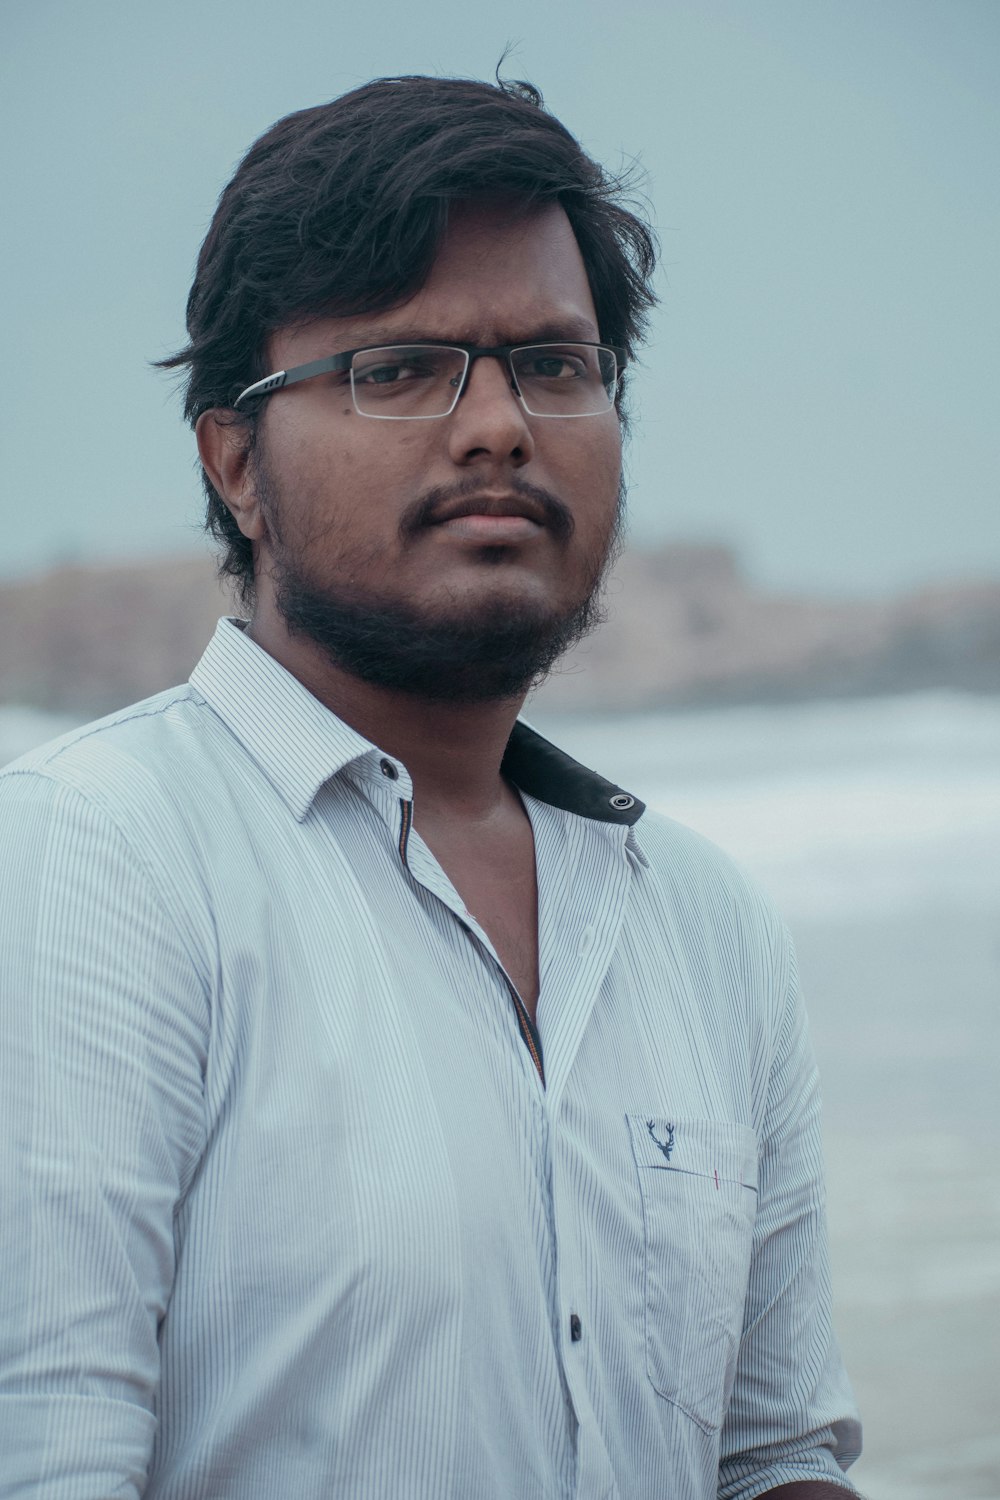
xmin=2 ymin=2 xmax=999 ymax=1494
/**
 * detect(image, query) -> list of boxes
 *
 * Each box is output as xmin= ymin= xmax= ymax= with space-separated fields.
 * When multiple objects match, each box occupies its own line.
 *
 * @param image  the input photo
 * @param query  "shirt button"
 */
xmin=569 ymin=1313 xmax=582 ymax=1342
xmin=579 ymin=927 xmax=595 ymax=956
xmin=379 ymin=758 xmax=398 ymax=780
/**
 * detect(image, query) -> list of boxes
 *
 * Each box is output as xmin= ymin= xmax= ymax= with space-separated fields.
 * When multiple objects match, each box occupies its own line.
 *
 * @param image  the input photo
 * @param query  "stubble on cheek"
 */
xmin=253 ymin=443 xmax=402 ymax=593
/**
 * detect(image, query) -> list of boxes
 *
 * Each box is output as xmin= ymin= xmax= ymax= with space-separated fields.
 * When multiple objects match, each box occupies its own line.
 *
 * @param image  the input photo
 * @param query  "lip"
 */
xmin=428 ymin=492 xmax=549 ymax=528
xmin=435 ymin=513 xmax=545 ymax=543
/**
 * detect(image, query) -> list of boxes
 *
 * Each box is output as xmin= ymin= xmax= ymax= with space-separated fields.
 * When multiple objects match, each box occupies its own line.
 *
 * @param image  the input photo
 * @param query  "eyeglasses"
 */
xmin=233 ymin=341 xmax=625 ymax=420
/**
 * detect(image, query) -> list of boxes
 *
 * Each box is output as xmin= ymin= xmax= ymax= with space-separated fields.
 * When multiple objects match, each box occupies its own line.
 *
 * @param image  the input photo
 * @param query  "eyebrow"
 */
xmin=336 ymin=317 xmax=602 ymax=349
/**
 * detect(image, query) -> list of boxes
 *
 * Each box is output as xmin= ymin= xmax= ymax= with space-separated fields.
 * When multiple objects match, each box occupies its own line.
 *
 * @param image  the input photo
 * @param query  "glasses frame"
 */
xmin=232 ymin=340 xmax=626 ymax=419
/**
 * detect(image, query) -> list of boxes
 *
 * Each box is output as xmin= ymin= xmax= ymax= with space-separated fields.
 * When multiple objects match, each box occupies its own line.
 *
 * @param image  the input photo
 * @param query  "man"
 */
xmin=0 ymin=76 xmax=861 ymax=1498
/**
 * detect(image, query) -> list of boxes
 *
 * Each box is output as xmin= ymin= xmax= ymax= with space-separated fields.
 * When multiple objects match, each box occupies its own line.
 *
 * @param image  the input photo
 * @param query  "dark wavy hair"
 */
xmin=159 ymin=75 xmax=658 ymax=605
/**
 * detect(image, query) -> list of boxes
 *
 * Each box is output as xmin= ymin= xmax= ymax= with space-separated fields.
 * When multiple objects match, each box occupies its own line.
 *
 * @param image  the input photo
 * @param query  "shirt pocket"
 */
xmin=626 ymin=1113 xmax=758 ymax=1434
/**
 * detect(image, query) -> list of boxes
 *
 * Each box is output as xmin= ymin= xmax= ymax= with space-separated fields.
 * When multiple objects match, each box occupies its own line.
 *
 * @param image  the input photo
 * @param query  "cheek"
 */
xmin=269 ymin=421 xmax=437 ymax=554
xmin=564 ymin=420 xmax=622 ymax=510
xmin=572 ymin=409 xmax=620 ymax=466
xmin=325 ymin=418 xmax=434 ymax=479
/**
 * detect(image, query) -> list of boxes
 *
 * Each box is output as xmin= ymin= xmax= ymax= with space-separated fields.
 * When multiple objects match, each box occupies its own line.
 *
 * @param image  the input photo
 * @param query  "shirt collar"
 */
xmin=190 ymin=619 xmax=376 ymax=819
xmin=501 ymin=720 xmax=645 ymax=827
xmin=190 ymin=618 xmax=647 ymax=837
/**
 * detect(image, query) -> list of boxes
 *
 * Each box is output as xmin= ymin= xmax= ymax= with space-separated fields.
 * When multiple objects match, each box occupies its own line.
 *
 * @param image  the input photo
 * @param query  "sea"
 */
xmin=4 ymin=690 xmax=1000 ymax=1498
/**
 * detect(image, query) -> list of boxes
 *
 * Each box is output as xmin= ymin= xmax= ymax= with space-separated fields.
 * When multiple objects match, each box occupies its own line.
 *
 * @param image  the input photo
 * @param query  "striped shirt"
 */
xmin=0 ymin=617 xmax=861 ymax=1499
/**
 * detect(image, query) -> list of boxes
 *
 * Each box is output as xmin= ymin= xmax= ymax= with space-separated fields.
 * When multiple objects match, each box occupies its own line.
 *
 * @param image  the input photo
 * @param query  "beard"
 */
xmin=253 ymin=455 xmax=624 ymax=705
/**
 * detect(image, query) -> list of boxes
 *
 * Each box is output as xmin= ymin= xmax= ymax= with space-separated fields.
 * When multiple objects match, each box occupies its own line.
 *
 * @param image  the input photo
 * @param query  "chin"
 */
xmin=424 ymin=574 xmax=576 ymax=623
xmin=273 ymin=562 xmax=606 ymax=705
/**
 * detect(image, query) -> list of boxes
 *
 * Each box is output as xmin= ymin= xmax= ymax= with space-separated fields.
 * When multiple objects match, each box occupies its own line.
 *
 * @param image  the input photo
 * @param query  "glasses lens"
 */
xmin=510 ymin=344 xmax=617 ymax=417
xmin=350 ymin=346 xmax=468 ymax=418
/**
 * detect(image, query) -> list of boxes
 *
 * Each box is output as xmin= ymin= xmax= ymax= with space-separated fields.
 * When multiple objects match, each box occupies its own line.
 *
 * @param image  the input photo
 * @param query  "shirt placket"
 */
xmin=349 ymin=757 xmax=631 ymax=1498
xmin=405 ymin=828 xmax=547 ymax=1087
xmin=347 ymin=756 xmax=548 ymax=1088
xmin=523 ymin=798 xmax=634 ymax=1500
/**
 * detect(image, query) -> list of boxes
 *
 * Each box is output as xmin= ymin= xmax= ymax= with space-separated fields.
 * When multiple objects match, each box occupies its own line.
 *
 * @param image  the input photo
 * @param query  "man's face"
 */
xmin=241 ymin=201 xmax=624 ymax=701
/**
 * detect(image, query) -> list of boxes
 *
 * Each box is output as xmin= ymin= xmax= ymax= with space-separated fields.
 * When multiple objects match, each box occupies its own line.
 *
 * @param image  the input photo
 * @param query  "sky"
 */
xmin=1 ymin=0 xmax=997 ymax=596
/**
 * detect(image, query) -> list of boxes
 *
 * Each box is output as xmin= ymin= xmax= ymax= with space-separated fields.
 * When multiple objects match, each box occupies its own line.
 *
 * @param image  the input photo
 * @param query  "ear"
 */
xmin=196 ymin=410 xmax=267 ymax=541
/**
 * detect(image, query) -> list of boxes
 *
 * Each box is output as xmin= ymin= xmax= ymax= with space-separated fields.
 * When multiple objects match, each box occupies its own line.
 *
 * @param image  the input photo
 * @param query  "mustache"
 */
xmin=399 ymin=476 xmax=575 ymax=543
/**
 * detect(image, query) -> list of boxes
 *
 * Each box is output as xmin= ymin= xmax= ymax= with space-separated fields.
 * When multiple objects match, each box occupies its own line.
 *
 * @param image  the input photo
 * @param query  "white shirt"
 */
xmin=0 ymin=618 xmax=860 ymax=1499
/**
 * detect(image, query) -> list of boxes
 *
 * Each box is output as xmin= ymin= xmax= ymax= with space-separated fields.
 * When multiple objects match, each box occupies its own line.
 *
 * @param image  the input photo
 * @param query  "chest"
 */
xmin=416 ymin=804 xmax=541 ymax=1014
xmin=187 ymin=801 xmax=760 ymax=1335
xmin=161 ymin=775 xmax=772 ymax=1497
xmin=447 ymin=849 xmax=540 ymax=1013
xmin=190 ymin=787 xmax=764 ymax=1302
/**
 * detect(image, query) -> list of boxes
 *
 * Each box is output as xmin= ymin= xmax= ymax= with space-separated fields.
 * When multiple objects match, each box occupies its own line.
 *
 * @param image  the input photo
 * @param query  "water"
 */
xmin=531 ymin=691 xmax=1000 ymax=923
xmin=5 ymin=691 xmax=1000 ymax=1495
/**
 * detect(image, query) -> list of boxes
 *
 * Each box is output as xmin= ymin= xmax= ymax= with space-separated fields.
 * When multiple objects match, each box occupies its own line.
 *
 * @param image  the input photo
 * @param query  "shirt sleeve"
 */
xmin=718 ymin=933 xmax=863 ymax=1499
xmin=0 ymin=770 xmax=208 ymax=1498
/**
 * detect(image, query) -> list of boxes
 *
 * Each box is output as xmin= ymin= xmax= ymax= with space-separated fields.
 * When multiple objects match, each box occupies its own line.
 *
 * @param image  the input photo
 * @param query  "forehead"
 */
xmin=416 ymin=201 xmax=598 ymax=336
xmin=270 ymin=203 xmax=599 ymax=365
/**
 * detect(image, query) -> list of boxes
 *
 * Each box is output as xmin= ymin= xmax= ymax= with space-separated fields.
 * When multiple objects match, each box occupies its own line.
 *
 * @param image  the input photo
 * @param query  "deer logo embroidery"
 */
xmin=646 ymin=1119 xmax=675 ymax=1162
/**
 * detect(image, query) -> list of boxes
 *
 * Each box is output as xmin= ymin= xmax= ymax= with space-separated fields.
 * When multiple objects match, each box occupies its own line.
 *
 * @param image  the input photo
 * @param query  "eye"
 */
xmin=354 ymin=358 xmax=432 ymax=385
xmin=515 ymin=350 xmax=589 ymax=381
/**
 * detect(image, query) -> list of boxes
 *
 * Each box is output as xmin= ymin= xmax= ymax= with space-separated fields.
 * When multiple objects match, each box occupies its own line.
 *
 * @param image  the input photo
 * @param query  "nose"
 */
xmin=446 ymin=353 xmax=535 ymax=469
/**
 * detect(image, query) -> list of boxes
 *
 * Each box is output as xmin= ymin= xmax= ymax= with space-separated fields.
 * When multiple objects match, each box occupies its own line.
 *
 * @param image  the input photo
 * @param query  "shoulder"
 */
xmin=1 ymin=682 xmax=228 ymax=809
xmin=630 ymin=807 xmax=796 ymax=1050
xmin=0 ymin=685 xmax=260 ymax=991
xmin=3 ymin=683 xmax=200 ymax=774
xmin=634 ymin=806 xmax=786 ymax=946
xmin=0 ymin=685 xmax=239 ymax=892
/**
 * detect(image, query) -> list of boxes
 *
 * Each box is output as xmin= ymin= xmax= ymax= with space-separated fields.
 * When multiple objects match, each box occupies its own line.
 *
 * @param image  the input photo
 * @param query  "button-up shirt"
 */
xmin=0 ymin=618 xmax=861 ymax=1499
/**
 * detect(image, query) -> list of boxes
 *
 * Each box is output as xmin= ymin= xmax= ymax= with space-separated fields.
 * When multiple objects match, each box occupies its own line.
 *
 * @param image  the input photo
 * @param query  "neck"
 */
xmin=245 ymin=609 xmax=525 ymax=820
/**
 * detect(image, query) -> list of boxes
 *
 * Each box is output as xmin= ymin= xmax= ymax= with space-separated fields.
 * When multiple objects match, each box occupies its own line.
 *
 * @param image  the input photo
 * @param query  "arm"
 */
xmin=0 ymin=772 xmax=208 ymax=1497
xmin=718 ymin=935 xmax=862 ymax=1499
